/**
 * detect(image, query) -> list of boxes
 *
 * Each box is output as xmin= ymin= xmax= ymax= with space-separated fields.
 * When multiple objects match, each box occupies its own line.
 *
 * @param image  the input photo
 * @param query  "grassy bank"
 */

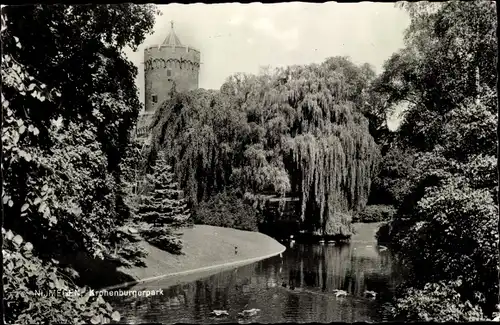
xmin=109 ymin=225 xmax=285 ymax=288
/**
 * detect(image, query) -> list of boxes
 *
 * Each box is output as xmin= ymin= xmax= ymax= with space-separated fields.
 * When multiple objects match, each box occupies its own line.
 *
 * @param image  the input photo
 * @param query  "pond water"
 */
xmin=111 ymin=222 xmax=400 ymax=324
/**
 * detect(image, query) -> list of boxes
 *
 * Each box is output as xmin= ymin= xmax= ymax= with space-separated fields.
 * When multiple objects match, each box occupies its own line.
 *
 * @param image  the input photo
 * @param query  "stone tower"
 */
xmin=136 ymin=21 xmax=201 ymax=141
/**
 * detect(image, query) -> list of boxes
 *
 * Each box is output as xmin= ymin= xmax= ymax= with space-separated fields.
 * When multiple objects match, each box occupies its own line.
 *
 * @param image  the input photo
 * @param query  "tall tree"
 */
xmin=0 ymin=7 xmax=154 ymax=321
xmin=1 ymin=4 xmax=157 ymax=261
xmin=149 ymin=57 xmax=380 ymax=237
xmin=374 ymin=1 xmax=498 ymax=319
xmin=2 ymin=4 xmax=157 ymax=170
xmin=137 ymin=152 xmax=191 ymax=254
xmin=374 ymin=0 xmax=497 ymax=151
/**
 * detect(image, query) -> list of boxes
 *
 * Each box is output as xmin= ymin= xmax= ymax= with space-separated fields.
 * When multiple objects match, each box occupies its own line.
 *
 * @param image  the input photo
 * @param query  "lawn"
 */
xmin=110 ymin=225 xmax=285 ymax=288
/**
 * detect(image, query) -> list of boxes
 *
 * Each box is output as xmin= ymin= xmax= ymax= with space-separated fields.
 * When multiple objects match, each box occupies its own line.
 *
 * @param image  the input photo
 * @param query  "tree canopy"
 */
xmin=149 ymin=57 xmax=380 ymax=236
xmin=373 ymin=1 xmax=498 ymax=320
xmin=3 ymin=4 xmax=158 ymax=170
xmin=374 ymin=0 xmax=497 ymax=151
xmin=2 ymin=5 xmax=158 ymax=323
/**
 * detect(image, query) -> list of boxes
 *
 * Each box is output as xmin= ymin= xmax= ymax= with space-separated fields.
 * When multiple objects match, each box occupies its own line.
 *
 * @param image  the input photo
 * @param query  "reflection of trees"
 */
xmin=277 ymin=243 xmax=367 ymax=295
xmin=321 ymin=252 xmax=328 ymax=291
xmin=114 ymin=228 xmax=402 ymax=323
xmin=378 ymin=251 xmax=394 ymax=269
xmin=283 ymin=293 xmax=300 ymax=319
xmin=277 ymin=243 xmax=400 ymax=299
xmin=193 ymin=280 xmax=206 ymax=319
xmin=323 ymin=244 xmax=352 ymax=290
xmin=117 ymin=284 xmax=192 ymax=324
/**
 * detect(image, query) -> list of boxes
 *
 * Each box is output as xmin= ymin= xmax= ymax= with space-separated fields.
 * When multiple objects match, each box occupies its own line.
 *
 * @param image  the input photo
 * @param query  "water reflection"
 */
xmin=111 ymin=223 xmax=399 ymax=324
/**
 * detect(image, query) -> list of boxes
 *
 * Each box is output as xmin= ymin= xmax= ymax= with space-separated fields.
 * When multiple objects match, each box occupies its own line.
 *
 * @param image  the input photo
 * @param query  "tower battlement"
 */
xmin=145 ymin=45 xmax=200 ymax=54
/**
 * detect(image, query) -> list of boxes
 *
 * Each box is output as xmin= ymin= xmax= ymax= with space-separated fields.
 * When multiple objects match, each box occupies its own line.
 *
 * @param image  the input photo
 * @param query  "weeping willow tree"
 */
xmin=148 ymin=89 xmax=249 ymax=203
xmin=270 ymin=61 xmax=380 ymax=236
xmin=149 ymin=56 xmax=380 ymax=237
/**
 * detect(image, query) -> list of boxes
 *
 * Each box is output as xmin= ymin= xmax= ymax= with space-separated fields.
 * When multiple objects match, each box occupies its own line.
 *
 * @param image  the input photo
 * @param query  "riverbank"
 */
xmin=106 ymin=225 xmax=285 ymax=289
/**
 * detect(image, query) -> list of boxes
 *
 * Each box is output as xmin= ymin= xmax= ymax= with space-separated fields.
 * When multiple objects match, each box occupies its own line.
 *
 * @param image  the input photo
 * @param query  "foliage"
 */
xmin=374 ymin=1 xmax=499 ymax=319
xmin=392 ymin=279 xmax=485 ymax=322
xmin=2 ymin=4 xmax=158 ymax=171
xmin=119 ymin=139 xmax=153 ymax=209
xmin=149 ymin=57 xmax=380 ymax=236
xmin=2 ymin=38 xmax=146 ymax=269
xmin=352 ymin=205 xmax=396 ymax=223
xmin=192 ymin=190 xmax=260 ymax=231
xmin=369 ymin=146 xmax=417 ymax=206
xmin=394 ymin=174 xmax=498 ymax=305
xmin=439 ymin=96 xmax=497 ymax=160
xmin=375 ymin=0 xmax=497 ymax=151
xmin=1 ymin=6 xmax=157 ymax=322
xmin=136 ymin=152 xmax=192 ymax=254
xmin=3 ymin=228 xmax=121 ymax=324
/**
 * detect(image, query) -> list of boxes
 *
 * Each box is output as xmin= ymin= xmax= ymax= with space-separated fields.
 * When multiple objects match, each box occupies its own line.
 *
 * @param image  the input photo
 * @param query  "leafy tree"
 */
xmin=438 ymin=96 xmax=497 ymax=161
xmin=2 ymin=4 xmax=157 ymax=170
xmin=374 ymin=1 xmax=498 ymax=319
xmin=2 ymin=2 xmax=158 ymax=259
xmin=379 ymin=100 xmax=499 ymax=319
xmin=375 ymin=0 xmax=497 ymax=151
xmin=136 ymin=152 xmax=192 ymax=254
xmin=3 ymin=73 xmax=147 ymax=267
xmin=1 ymin=6 xmax=157 ymax=322
xmin=149 ymin=57 xmax=380 ymax=237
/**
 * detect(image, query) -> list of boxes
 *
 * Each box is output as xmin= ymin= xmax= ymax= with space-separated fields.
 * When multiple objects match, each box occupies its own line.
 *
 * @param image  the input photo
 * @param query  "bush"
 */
xmin=3 ymin=228 xmax=121 ymax=324
xmin=380 ymin=160 xmax=499 ymax=316
xmin=392 ymin=279 xmax=485 ymax=322
xmin=192 ymin=190 xmax=259 ymax=231
xmin=353 ymin=204 xmax=396 ymax=223
xmin=401 ymin=178 xmax=498 ymax=312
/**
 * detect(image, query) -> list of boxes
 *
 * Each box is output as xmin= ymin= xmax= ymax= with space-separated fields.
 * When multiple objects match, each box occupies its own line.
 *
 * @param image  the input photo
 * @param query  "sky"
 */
xmin=124 ymin=2 xmax=410 ymax=129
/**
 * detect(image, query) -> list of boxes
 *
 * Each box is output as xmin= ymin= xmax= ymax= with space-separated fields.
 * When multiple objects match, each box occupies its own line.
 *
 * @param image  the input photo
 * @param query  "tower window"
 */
xmin=152 ymin=95 xmax=158 ymax=103
xmin=167 ymin=69 xmax=172 ymax=77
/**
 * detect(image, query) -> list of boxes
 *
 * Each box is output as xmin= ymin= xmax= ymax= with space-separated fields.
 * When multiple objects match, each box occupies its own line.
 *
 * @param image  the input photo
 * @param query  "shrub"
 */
xmin=404 ymin=178 xmax=498 ymax=311
xmin=381 ymin=166 xmax=499 ymax=316
xmin=3 ymin=228 xmax=121 ymax=324
xmin=192 ymin=190 xmax=259 ymax=231
xmin=392 ymin=279 xmax=485 ymax=322
xmin=353 ymin=204 xmax=396 ymax=223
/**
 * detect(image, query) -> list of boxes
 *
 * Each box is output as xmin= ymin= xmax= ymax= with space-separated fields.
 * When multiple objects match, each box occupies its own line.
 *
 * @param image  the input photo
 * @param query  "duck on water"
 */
xmin=210 ymin=308 xmax=261 ymax=318
xmin=364 ymin=290 xmax=378 ymax=299
xmin=332 ymin=289 xmax=348 ymax=298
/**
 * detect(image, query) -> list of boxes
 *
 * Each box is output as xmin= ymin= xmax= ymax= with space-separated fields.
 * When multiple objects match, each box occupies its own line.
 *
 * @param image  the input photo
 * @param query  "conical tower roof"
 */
xmin=162 ymin=21 xmax=183 ymax=47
